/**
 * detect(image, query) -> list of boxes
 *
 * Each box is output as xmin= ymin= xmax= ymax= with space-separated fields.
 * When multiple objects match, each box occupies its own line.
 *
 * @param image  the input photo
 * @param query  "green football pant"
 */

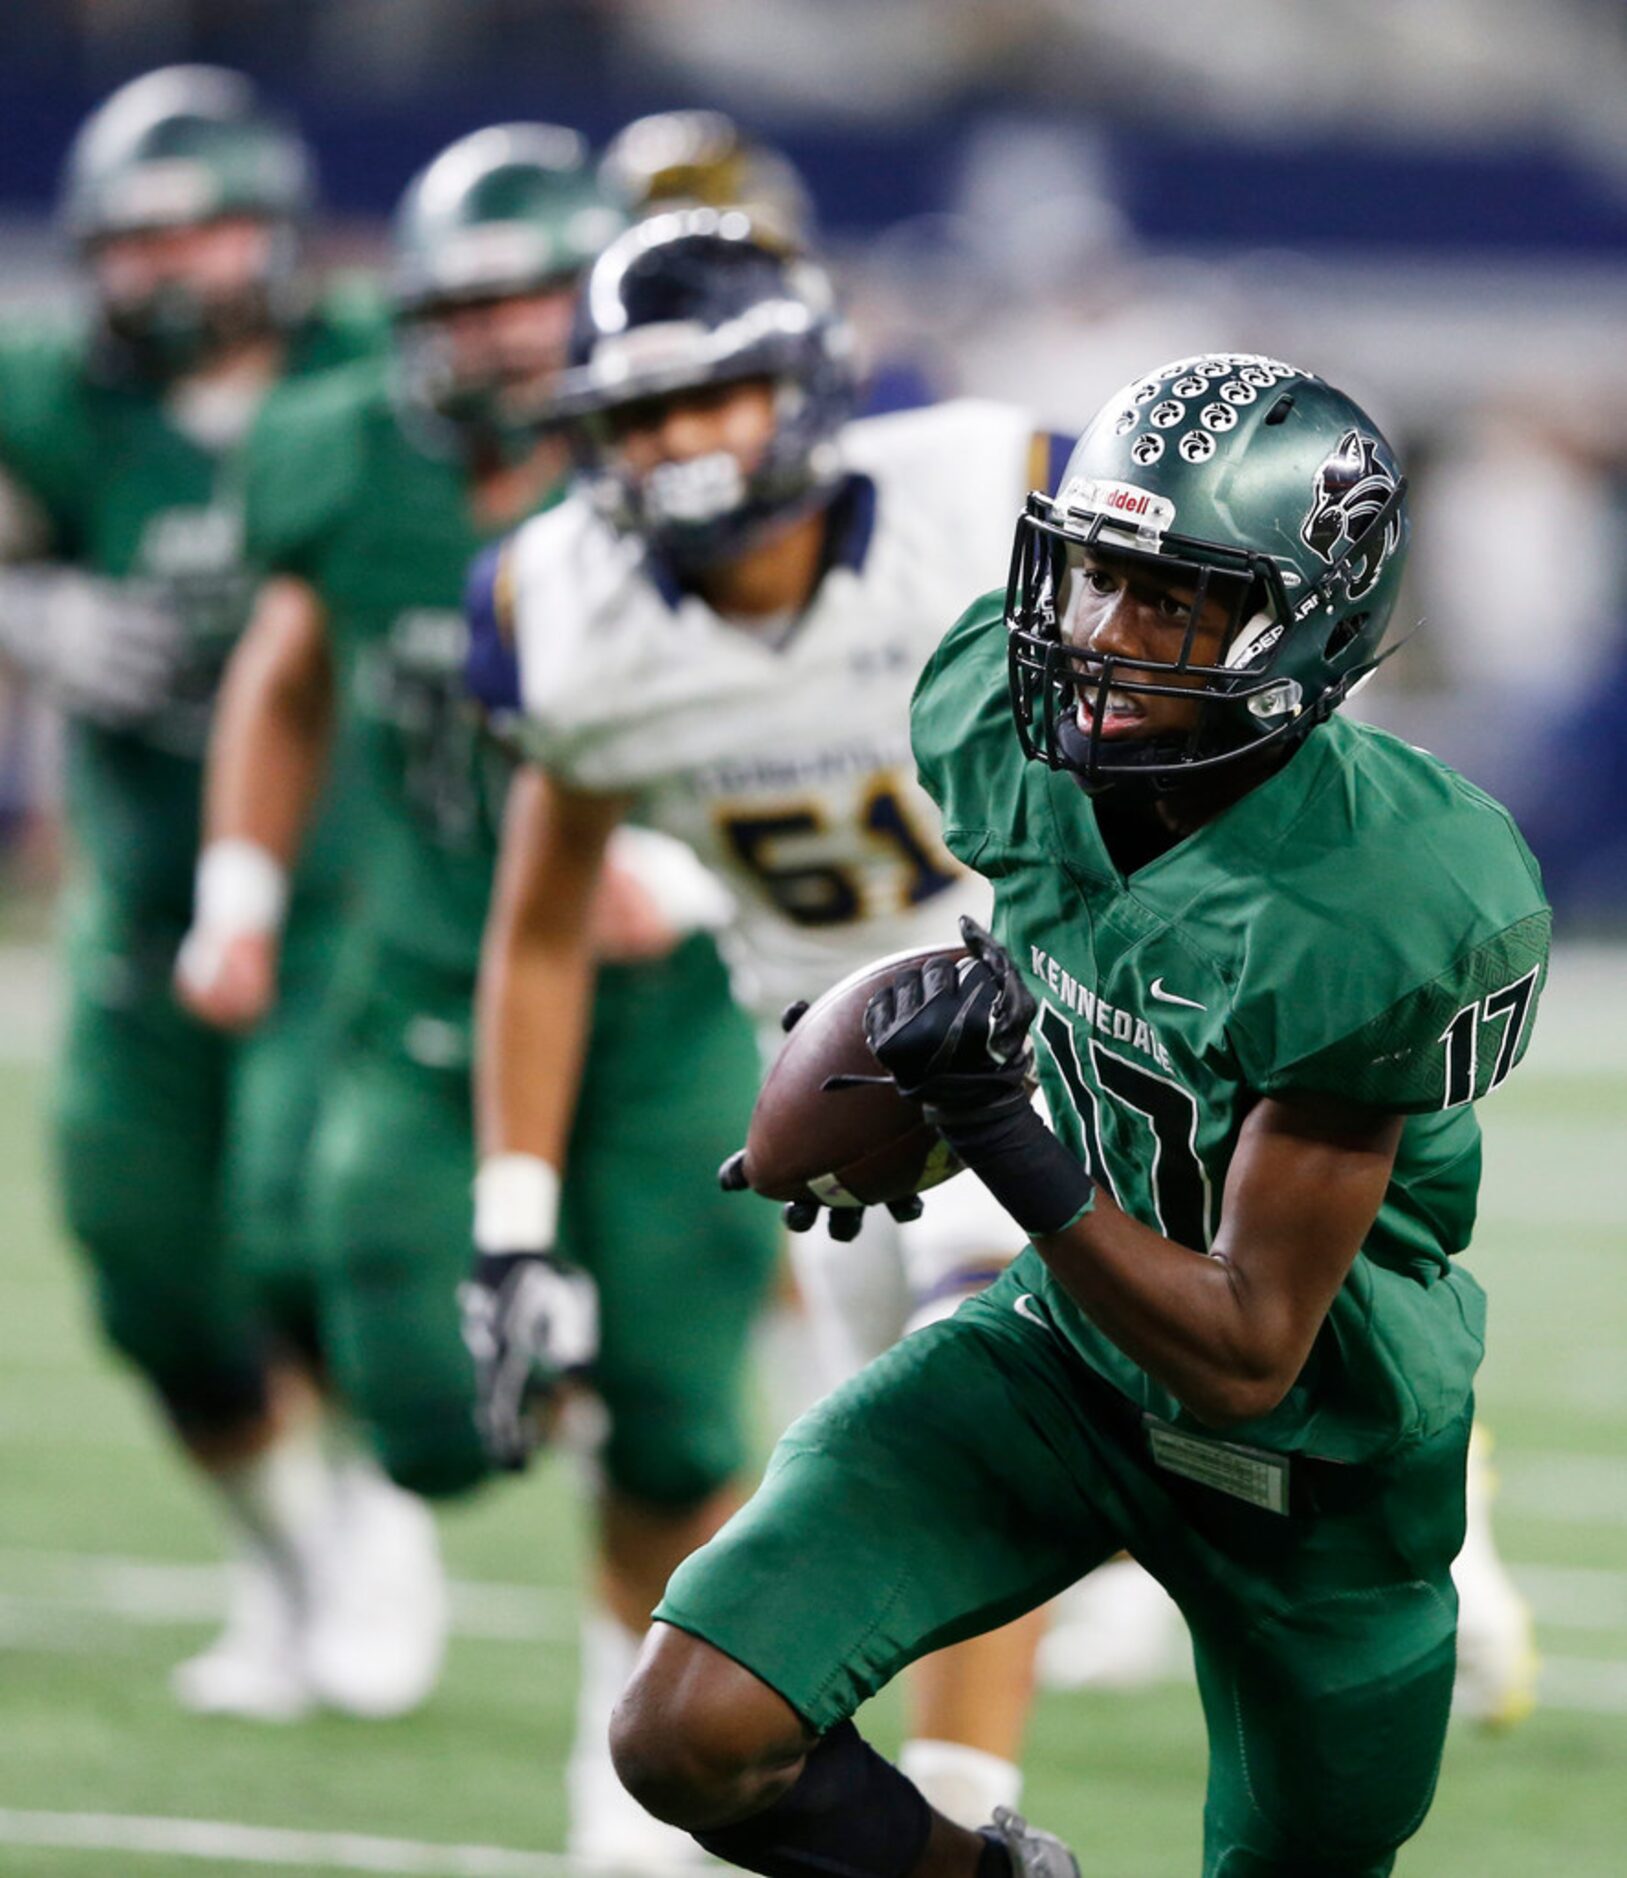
xmin=52 ymin=896 xmax=350 ymax=1430
xmin=307 ymin=932 xmax=781 ymax=1503
xmin=659 ymin=1263 xmax=1468 ymax=1877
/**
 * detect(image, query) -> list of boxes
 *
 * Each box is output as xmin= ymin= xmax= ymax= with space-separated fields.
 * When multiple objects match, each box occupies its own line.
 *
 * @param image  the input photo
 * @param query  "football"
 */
xmin=741 ymin=944 xmax=968 ymax=1209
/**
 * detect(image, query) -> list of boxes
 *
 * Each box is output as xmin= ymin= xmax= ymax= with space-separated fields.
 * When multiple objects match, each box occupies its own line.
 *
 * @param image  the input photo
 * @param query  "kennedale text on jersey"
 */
xmin=1028 ymin=944 xmax=1177 ymax=1073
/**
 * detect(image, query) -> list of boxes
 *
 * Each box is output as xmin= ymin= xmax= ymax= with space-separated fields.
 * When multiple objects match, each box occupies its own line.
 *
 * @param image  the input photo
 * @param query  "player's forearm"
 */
xmin=475 ymin=768 xmax=627 ymax=1176
xmin=1029 ymin=1096 xmax=1397 ymax=1428
xmin=475 ymin=914 xmax=597 ymax=1170
xmin=204 ymin=575 xmax=334 ymax=868
xmin=1032 ymin=1205 xmax=1293 ymax=1429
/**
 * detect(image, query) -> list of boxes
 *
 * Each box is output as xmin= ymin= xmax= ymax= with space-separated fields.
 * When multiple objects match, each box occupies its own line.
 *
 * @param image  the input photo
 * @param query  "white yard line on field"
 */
xmin=0 ymin=1809 xmax=626 ymax=1876
xmin=0 ymin=1549 xmax=575 ymax=1643
xmin=4 ymin=1547 xmax=1627 ymax=1717
xmin=1496 ymin=1451 xmax=1627 ymax=1528
xmin=1536 ymin=1655 xmax=1627 ymax=1715
xmin=1515 ymin=1563 xmax=1627 ymax=1630
xmin=3 ymin=1544 xmax=1626 ymax=1636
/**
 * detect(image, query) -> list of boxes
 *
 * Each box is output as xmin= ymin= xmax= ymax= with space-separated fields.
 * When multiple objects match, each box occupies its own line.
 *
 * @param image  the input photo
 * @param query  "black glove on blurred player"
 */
xmin=459 ymin=1250 xmax=599 ymax=1470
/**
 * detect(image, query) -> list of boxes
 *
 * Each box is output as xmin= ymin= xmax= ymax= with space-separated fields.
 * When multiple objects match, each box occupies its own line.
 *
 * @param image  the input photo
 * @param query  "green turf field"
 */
xmin=0 ymin=945 xmax=1622 ymax=1876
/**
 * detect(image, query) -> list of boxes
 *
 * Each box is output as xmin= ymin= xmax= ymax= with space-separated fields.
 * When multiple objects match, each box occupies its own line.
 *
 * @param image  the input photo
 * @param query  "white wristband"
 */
xmin=194 ymin=839 xmax=289 ymax=937
xmin=475 ymin=1154 xmax=561 ymax=1254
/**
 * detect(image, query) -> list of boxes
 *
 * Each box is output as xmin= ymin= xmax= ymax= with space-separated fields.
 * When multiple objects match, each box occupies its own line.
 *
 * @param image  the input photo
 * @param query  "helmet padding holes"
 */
xmin=1264 ymin=394 xmax=1295 ymax=427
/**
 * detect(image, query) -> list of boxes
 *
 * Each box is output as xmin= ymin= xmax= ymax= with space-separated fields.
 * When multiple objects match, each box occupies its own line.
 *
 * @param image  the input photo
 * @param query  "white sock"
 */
xmin=569 ymin=1608 xmax=644 ymax=1792
xmin=900 ymin=1737 xmax=1023 ymax=1830
xmin=210 ymin=1423 xmax=337 ymax=1603
xmin=1455 ymin=1423 xmax=1502 ymax=1579
xmin=567 ymin=1607 xmax=703 ymax=1859
xmin=321 ymin=1426 xmax=407 ymax=1512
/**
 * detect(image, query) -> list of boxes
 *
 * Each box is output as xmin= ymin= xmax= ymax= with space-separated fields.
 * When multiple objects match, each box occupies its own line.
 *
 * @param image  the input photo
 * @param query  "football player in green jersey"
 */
xmin=178 ymin=127 xmax=778 ymax=1846
xmin=610 ymin=357 xmax=1551 ymax=1878
xmin=0 ymin=65 xmax=385 ymax=1723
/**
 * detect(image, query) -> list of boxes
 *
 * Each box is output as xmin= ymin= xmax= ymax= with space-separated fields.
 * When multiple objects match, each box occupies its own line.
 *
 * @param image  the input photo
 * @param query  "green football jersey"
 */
xmin=241 ymin=359 xmax=529 ymax=976
xmin=913 ymin=594 xmax=1551 ymax=1463
xmin=0 ymin=281 xmax=384 ymax=928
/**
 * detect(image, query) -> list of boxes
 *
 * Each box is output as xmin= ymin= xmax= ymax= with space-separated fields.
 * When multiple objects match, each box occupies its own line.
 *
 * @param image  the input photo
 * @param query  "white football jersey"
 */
xmin=505 ymin=399 xmax=1041 ymax=1020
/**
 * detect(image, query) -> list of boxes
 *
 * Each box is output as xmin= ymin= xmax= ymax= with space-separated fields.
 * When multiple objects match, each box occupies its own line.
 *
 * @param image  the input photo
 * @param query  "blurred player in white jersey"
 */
xmin=464 ymin=210 xmax=1072 ymax=1830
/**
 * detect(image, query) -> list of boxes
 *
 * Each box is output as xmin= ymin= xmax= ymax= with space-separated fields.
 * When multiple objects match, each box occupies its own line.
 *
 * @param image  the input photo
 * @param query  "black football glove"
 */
xmin=862 ymin=918 xmax=1037 ymax=1118
xmin=864 ymin=915 xmax=1095 ymax=1238
xmin=717 ymin=997 xmax=926 ymax=1242
xmin=458 ymin=1250 xmax=599 ymax=1470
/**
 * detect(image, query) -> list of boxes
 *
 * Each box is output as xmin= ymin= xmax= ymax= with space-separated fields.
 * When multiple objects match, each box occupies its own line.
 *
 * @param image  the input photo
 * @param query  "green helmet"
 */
xmin=1007 ymin=352 xmax=1409 ymax=793
xmin=391 ymin=123 xmax=625 ymax=456
xmin=60 ymin=64 xmax=312 ymax=378
xmin=391 ymin=123 xmax=624 ymax=315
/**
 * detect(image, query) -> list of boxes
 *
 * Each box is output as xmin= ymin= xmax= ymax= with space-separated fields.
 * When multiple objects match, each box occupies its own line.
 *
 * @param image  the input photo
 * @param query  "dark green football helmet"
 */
xmin=1007 ymin=353 xmax=1409 ymax=793
xmin=391 ymin=123 xmax=626 ymax=453
xmin=61 ymin=65 xmax=313 ymax=379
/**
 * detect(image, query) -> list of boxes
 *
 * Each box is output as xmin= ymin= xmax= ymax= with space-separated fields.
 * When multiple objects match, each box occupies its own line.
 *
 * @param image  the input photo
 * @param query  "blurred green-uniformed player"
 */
xmin=0 ymin=65 xmax=386 ymax=1724
xmin=178 ymin=125 xmax=778 ymax=1853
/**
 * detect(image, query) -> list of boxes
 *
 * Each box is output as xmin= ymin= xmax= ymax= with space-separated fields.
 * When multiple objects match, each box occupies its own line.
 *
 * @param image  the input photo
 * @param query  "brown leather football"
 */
xmin=741 ymin=944 xmax=968 ymax=1208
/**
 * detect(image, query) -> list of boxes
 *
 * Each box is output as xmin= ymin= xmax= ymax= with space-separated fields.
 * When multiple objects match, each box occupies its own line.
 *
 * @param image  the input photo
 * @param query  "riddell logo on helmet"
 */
xmin=1060 ymin=477 xmax=1177 ymax=536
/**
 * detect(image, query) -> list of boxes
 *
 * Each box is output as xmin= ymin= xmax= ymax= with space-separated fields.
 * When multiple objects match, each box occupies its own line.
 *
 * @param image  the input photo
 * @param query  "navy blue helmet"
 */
xmin=554 ymin=208 xmax=856 ymax=567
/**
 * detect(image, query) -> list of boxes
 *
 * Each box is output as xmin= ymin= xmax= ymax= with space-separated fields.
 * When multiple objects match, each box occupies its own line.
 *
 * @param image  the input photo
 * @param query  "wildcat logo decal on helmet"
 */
xmin=1299 ymin=430 xmax=1403 ymax=600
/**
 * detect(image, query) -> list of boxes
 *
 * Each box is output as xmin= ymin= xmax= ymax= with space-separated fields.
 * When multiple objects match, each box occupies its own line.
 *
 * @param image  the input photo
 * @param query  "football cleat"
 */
xmin=301 ymin=1461 xmax=448 ymax=1719
xmin=170 ymin=1547 xmax=311 ymax=1723
xmin=986 ymin=1805 xmax=1082 ymax=1877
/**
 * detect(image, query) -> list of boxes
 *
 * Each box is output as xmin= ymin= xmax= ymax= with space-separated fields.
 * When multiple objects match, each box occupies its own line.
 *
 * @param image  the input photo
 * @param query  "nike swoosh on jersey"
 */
xmin=1148 ymin=978 xmax=1207 ymax=1010
xmin=1013 ymin=1293 xmax=1050 ymax=1330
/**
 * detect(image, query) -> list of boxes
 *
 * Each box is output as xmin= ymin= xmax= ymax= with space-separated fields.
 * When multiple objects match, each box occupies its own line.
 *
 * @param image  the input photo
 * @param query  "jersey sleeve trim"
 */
xmin=465 ymin=538 xmax=523 ymax=715
xmin=1257 ymin=908 xmax=1552 ymax=1113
